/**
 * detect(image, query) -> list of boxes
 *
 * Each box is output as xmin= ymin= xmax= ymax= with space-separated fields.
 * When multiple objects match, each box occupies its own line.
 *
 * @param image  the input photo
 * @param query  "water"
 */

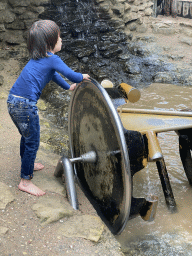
xmin=116 ymin=83 xmax=192 ymax=255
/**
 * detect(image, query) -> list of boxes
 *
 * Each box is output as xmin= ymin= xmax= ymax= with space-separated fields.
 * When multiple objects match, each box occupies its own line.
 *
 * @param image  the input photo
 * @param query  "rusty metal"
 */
xmin=145 ymin=131 xmax=163 ymax=162
xmin=101 ymin=80 xmax=141 ymax=105
xmin=118 ymin=83 xmax=141 ymax=103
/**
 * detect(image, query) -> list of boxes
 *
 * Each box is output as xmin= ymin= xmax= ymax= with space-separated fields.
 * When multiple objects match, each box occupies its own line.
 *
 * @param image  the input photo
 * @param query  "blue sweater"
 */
xmin=10 ymin=53 xmax=83 ymax=102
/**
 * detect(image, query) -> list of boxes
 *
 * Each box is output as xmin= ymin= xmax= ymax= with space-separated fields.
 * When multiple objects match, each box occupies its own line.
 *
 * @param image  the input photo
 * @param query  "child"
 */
xmin=7 ymin=20 xmax=90 ymax=196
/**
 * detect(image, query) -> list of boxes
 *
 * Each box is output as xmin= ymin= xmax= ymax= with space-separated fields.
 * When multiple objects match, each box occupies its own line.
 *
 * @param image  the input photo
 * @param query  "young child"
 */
xmin=7 ymin=20 xmax=90 ymax=196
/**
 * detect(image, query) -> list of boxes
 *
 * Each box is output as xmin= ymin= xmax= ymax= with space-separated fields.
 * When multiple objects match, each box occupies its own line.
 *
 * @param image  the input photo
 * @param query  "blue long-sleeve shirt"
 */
xmin=10 ymin=52 xmax=83 ymax=102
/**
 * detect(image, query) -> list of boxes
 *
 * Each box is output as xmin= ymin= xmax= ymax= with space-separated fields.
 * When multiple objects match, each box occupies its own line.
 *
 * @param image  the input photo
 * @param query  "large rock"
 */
xmin=0 ymin=10 xmax=15 ymax=23
xmin=124 ymin=13 xmax=140 ymax=23
xmin=19 ymin=11 xmax=38 ymax=20
xmin=5 ymin=20 xmax=25 ymax=30
xmin=0 ymin=2 xmax=7 ymax=10
xmin=8 ymin=0 xmax=31 ymax=7
xmin=32 ymin=169 xmax=66 ymax=195
xmin=0 ymin=182 xmax=15 ymax=209
xmin=0 ymin=30 xmax=24 ymax=44
xmin=12 ymin=7 xmax=26 ymax=15
xmin=32 ymin=195 xmax=74 ymax=225
xmin=58 ymin=215 xmax=104 ymax=242
xmin=112 ymin=4 xmax=125 ymax=15
xmin=154 ymin=72 xmax=173 ymax=83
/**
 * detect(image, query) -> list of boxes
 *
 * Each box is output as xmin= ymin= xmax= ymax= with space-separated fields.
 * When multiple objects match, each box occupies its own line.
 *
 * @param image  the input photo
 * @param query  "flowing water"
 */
xmin=116 ymin=83 xmax=192 ymax=255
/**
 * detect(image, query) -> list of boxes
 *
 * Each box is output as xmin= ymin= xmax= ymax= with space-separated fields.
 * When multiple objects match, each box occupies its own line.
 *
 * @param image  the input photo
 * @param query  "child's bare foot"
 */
xmin=34 ymin=163 xmax=44 ymax=171
xmin=18 ymin=179 xmax=45 ymax=196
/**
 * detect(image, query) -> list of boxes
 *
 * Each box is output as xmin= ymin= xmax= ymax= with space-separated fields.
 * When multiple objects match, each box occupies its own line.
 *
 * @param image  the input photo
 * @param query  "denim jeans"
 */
xmin=7 ymin=94 xmax=40 ymax=180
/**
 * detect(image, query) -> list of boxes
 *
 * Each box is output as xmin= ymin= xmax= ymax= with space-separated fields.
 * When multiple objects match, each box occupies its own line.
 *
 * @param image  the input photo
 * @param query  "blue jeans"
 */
xmin=7 ymin=94 xmax=40 ymax=180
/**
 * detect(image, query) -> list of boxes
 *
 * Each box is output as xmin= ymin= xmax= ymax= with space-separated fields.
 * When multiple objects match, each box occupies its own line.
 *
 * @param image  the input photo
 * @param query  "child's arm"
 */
xmin=52 ymin=55 xmax=83 ymax=83
xmin=52 ymin=72 xmax=70 ymax=89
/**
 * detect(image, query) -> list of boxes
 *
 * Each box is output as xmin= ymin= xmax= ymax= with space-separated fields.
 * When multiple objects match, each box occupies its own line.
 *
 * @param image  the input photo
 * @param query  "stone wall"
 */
xmin=0 ymin=0 xmax=50 ymax=58
xmin=0 ymin=0 xmax=154 ymax=56
xmin=96 ymin=0 xmax=154 ymax=31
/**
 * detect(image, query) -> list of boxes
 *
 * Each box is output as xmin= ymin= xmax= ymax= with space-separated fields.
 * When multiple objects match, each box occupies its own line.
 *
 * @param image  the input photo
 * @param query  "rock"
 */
xmin=8 ymin=0 xmax=31 ymax=7
xmin=37 ymin=99 xmax=47 ymax=111
xmin=137 ymin=24 xmax=148 ymax=33
xmin=0 ymin=75 xmax=4 ymax=85
xmin=167 ymin=54 xmax=184 ymax=61
xmin=32 ymin=195 xmax=74 ymax=225
xmin=134 ymin=0 xmax=141 ymax=6
xmin=95 ymin=0 xmax=105 ymax=3
xmin=19 ymin=11 xmax=38 ymax=20
xmin=29 ymin=6 xmax=45 ymax=14
xmin=144 ymin=7 xmax=153 ymax=16
xmin=0 ymin=2 xmax=7 ymax=10
xmin=0 ymin=10 xmax=15 ymax=23
xmin=124 ymin=13 xmax=140 ymax=23
xmin=99 ymin=2 xmax=111 ymax=12
xmin=138 ymin=4 xmax=146 ymax=11
xmin=39 ymin=141 xmax=53 ymax=152
xmin=0 ymin=182 xmax=15 ymax=209
xmin=5 ymin=20 xmax=25 ymax=30
xmin=0 ymin=64 xmax=4 ymax=71
xmin=154 ymin=72 xmax=173 ymax=83
xmin=131 ymin=6 xmax=139 ymax=12
xmin=32 ymin=169 xmax=66 ymax=195
xmin=128 ymin=42 xmax=149 ymax=56
xmin=24 ymin=19 xmax=36 ymax=29
xmin=0 ymin=30 xmax=25 ymax=45
xmin=125 ymin=61 xmax=141 ymax=74
xmin=180 ymin=37 xmax=192 ymax=46
xmin=183 ymin=28 xmax=192 ymax=37
xmin=58 ymin=215 xmax=104 ymax=242
xmin=111 ymin=4 xmax=124 ymax=16
xmin=12 ymin=7 xmax=26 ymax=14
xmin=128 ymin=23 xmax=137 ymax=31
xmin=0 ymin=51 xmax=9 ymax=60
xmin=179 ymin=21 xmax=192 ymax=29
xmin=31 ymin=0 xmax=51 ymax=6
xmin=0 ymin=226 xmax=9 ymax=235
xmin=152 ymin=25 xmax=176 ymax=35
xmin=0 ymin=24 xmax=5 ymax=32
xmin=124 ymin=3 xmax=131 ymax=11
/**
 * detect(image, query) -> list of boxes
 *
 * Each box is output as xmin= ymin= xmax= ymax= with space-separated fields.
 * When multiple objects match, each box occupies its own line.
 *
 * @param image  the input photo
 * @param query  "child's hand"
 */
xmin=69 ymin=83 xmax=76 ymax=91
xmin=82 ymin=74 xmax=90 ymax=80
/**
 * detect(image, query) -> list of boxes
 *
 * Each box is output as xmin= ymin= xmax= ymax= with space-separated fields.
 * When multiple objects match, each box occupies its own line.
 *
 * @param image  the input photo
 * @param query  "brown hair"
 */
xmin=27 ymin=20 xmax=60 ymax=59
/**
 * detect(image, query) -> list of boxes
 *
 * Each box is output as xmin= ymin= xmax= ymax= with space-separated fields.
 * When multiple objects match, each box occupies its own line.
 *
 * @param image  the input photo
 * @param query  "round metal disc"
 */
xmin=68 ymin=78 xmax=131 ymax=235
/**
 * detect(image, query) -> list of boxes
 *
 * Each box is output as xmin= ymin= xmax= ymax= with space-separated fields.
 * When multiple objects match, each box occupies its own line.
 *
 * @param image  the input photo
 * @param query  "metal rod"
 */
xmin=140 ymin=124 xmax=192 ymax=134
xmin=117 ymin=108 xmax=192 ymax=117
xmin=145 ymin=131 xmax=163 ymax=161
xmin=70 ymin=151 xmax=97 ymax=163
xmin=61 ymin=157 xmax=78 ymax=210
xmin=156 ymin=158 xmax=177 ymax=211
xmin=70 ymin=157 xmax=82 ymax=163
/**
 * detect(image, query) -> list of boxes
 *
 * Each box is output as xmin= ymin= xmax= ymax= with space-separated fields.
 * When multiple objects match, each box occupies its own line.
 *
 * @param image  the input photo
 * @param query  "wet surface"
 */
xmin=116 ymin=83 xmax=192 ymax=255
